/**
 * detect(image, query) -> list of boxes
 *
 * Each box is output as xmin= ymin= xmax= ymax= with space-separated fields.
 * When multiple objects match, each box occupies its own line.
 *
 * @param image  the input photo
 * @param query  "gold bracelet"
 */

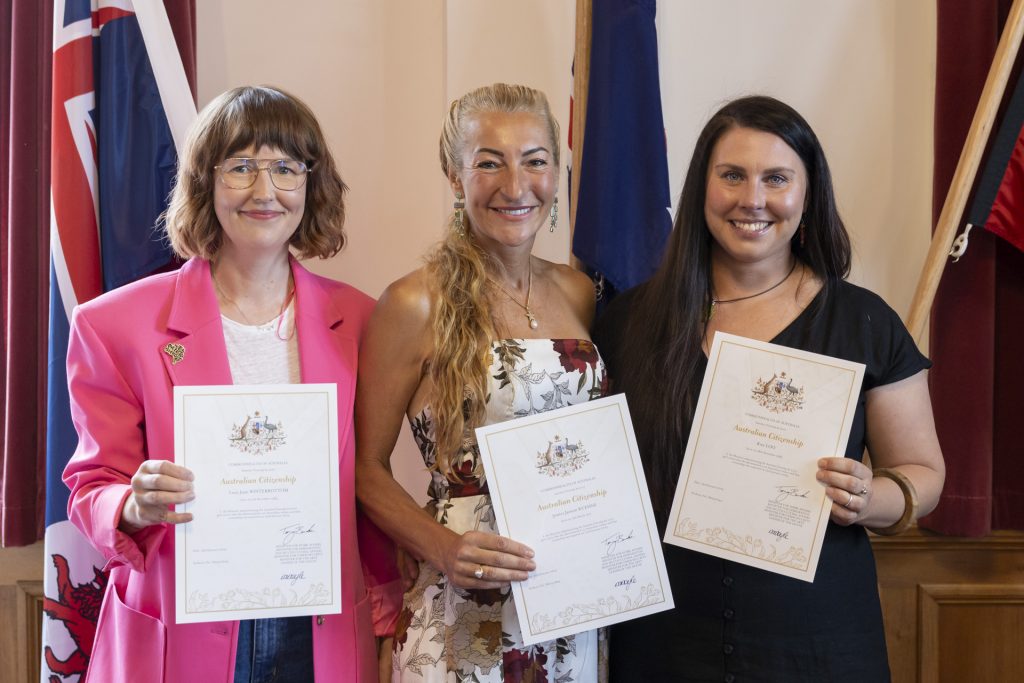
xmin=869 ymin=468 xmax=919 ymax=536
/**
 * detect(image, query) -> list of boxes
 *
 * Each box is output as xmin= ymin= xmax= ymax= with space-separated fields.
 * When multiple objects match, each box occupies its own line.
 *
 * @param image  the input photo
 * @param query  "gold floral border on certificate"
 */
xmin=180 ymin=388 xmax=339 ymax=615
xmin=528 ymin=584 xmax=666 ymax=634
xmin=187 ymin=583 xmax=332 ymax=612
xmin=673 ymin=517 xmax=810 ymax=570
xmin=480 ymin=398 xmax=673 ymax=635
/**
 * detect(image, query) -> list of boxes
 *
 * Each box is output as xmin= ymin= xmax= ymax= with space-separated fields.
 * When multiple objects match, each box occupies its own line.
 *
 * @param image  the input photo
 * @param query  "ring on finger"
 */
xmin=858 ymin=486 xmax=868 ymax=496
xmin=844 ymin=490 xmax=854 ymax=508
xmin=473 ymin=565 xmax=485 ymax=580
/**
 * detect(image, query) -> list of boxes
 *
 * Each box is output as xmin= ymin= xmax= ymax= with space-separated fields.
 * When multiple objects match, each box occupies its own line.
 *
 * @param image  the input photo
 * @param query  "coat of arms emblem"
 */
xmin=229 ymin=411 xmax=286 ymax=455
xmin=536 ymin=435 xmax=589 ymax=477
xmin=751 ymin=371 xmax=805 ymax=413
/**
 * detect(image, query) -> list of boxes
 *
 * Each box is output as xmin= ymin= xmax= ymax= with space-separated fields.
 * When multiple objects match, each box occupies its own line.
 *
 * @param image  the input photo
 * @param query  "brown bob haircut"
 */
xmin=164 ymin=85 xmax=348 ymax=260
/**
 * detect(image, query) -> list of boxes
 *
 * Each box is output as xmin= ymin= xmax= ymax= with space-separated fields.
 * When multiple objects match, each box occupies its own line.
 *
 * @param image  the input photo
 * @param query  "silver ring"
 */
xmin=844 ymin=490 xmax=854 ymax=508
xmin=473 ymin=565 xmax=485 ymax=580
xmin=858 ymin=486 xmax=868 ymax=496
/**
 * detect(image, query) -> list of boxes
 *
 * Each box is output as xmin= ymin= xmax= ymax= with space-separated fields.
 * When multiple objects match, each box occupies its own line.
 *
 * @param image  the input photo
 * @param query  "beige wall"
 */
xmin=197 ymin=0 xmax=936 ymax=498
xmin=658 ymin=1 xmax=936 ymax=317
xmin=197 ymin=0 xmax=574 ymax=298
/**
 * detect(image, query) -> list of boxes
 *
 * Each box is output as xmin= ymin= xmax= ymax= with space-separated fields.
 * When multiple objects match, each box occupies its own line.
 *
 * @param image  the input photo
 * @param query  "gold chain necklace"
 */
xmin=489 ymin=266 xmax=539 ymax=330
xmin=213 ymin=272 xmax=296 ymax=340
xmin=706 ymin=260 xmax=797 ymax=321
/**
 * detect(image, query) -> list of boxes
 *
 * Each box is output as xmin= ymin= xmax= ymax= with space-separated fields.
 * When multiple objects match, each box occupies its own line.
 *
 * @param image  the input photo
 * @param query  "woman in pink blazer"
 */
xmin=63 ymin=86 xmax=400 ymax=682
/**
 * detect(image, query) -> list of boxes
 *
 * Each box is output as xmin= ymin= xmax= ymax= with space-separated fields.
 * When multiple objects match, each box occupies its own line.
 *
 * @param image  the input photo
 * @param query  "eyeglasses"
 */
xmin=214 ymin=158 xmax=311 ymax=191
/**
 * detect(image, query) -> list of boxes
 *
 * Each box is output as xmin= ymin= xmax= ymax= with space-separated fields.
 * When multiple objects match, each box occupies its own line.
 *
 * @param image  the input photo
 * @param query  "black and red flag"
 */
xmin=967 ymin=64 xmax=1024 ymax=251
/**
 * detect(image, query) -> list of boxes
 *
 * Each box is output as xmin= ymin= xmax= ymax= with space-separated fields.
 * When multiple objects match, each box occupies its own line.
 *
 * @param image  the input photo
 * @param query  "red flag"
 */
xmin=967 ymin=65 xmax=1024 ymax=251
xmin=983 ymin=122 xmax=1024 ymax=251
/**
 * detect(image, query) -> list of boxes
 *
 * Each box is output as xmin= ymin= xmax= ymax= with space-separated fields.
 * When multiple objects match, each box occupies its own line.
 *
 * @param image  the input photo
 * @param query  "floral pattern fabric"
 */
xmin=395 ymin=339 xmax=608 ymax=682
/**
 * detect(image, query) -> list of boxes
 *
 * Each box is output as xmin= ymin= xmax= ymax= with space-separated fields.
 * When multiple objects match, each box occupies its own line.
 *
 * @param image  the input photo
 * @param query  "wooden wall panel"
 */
xmin=0 ymin=542 xmax=44 ymax=683
xmin=919 ymin=584 xmax=1024 ymax=682
xmin=873 ymin=529 xmax=1024 ymax=683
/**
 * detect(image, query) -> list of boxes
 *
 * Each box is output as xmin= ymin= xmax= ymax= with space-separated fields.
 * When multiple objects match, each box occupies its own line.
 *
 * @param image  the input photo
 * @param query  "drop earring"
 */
xmin=549 ymin=196 xmax=559 ymax=233
xmin=454 ymin=195 xmax=465 ymax=236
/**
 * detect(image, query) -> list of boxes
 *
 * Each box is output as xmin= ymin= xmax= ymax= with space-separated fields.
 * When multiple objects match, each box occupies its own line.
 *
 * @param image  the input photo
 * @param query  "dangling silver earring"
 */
xmin=549 ymin=196 xmax=559 ymax=233
xmin=454 ymin=195 xmax=465 ymax=236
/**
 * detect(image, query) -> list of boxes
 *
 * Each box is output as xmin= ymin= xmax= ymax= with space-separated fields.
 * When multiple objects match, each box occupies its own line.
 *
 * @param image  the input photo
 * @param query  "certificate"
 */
xmin=476 ymin=394 xmax=673 ymax=646
xmin=173 ymin=384 xmax=341 ymax=623
xmin=664 ymin=332 xmax=865 ymax=582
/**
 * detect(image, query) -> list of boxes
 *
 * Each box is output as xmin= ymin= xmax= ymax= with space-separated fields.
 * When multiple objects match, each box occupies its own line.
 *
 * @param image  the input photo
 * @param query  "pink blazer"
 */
xmin=63 ymin=257 xmax=400 ymax=683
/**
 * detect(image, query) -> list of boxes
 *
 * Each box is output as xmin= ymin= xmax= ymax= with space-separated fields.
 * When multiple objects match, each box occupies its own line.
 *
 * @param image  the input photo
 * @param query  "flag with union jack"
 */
xmin=42 ymin=2 xmax=195 ymax=679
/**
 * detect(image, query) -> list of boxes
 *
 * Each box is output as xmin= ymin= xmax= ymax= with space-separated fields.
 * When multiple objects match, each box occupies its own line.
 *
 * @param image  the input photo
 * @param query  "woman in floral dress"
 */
xmin=355 ymin=84 xmax=604 ymax=682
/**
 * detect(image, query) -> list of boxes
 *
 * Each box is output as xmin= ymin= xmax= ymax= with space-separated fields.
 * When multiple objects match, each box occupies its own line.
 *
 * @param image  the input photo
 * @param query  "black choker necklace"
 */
xmin=706 ymin=260 xmax=798 ymax=321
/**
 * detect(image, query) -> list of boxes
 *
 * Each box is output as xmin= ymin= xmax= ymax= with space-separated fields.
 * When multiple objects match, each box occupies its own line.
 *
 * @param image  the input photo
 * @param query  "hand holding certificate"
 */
xmin=174 ymin=384 xmax=341 ymax=623
xmin=476 ymin=395 xmax=673 ymax=646
xmin=664 ymin=332 xmax=865 ymax=582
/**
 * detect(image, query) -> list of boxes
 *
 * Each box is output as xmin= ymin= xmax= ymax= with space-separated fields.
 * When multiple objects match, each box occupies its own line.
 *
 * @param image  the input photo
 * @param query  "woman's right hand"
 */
xmin=442 ymin=530 xmax=536 ymax=590
xmin=118 ymin=460 xmax=196 ymax=533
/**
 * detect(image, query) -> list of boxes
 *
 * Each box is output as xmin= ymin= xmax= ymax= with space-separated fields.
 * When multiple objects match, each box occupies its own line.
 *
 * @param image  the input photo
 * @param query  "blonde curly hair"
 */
xmin=426 ymin=83 xmax=560 ymax=478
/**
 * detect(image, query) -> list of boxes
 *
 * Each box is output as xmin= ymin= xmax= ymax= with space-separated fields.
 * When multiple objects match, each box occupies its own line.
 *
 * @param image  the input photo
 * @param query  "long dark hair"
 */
xmin=618 ymin=95 xmax=852 ymax=522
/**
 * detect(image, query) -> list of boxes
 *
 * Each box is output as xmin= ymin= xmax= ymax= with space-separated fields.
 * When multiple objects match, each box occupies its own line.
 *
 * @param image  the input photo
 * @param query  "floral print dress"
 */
xmin=394 ymin=339 xmax=608 ymax=682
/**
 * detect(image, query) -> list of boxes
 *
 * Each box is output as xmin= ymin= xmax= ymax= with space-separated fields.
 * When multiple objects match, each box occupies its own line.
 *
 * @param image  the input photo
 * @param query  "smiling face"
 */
xmin=704 ymin=126 xmax=808 ymax=269
xmin=451 ymin=111 xmax=557 ymax=252
xmin=213 ymin=144 xmax=307 ymax=261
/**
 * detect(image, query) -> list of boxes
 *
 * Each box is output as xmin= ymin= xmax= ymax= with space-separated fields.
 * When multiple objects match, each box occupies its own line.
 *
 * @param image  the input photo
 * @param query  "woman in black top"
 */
xmin=593 ymin=96 xmax=945 ymax=682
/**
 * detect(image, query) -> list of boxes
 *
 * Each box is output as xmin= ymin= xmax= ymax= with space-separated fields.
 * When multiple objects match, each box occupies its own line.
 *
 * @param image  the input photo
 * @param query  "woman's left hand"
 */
xmin=816 ymin=457 xmax=873 ymax=526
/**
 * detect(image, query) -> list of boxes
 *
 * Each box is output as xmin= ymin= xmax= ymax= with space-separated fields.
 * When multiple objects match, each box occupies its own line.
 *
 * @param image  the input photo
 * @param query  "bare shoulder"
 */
xmin=536 ymin=259 xmax=596 ymax=326
xmin=368 ymin=266 xmax=436 ymax=348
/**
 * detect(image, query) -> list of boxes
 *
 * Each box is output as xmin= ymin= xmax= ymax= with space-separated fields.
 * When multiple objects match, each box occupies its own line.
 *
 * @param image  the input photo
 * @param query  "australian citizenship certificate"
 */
xmin=476 ymin=394 xmax=673 ymax=646
xmin=664 ymin=332 xmax=865 ymax=582
xmin=173 ymin=384 xmax=341 ymax=623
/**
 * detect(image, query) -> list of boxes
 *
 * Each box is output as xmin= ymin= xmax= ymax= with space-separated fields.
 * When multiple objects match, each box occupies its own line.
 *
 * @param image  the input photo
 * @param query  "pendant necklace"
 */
xmin=490 ymin=266 xmax=539 ymax=330
xmin=706 ymin=260 xmax=797 ymax=321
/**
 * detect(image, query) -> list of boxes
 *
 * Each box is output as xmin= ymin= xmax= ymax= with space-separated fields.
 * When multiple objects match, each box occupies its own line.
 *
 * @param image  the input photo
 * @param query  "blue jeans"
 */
xmin=234 ymin=617 xmax=314 ymax=682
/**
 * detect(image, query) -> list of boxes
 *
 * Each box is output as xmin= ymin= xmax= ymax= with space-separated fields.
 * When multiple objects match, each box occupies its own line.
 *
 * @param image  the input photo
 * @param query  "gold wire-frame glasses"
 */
xmin=214 ymin=158 xmax=311 ymax=191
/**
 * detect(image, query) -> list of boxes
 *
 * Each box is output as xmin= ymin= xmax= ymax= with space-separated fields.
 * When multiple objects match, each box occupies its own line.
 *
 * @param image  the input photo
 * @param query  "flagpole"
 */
xmin=570 ymin=0 xmax=592 ymax=269
xmin=906 ymin=0 xmax=1024 ymax=342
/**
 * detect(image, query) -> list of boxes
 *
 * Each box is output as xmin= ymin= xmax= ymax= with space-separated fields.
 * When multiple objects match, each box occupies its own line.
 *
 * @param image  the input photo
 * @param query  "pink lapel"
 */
xmin=159 ymin=258 xmax=233 ymax=387
xmin=156 ymin=257 xmax=357 ymax=421
xmin=291 ymin=259 xmax=358 ymax=442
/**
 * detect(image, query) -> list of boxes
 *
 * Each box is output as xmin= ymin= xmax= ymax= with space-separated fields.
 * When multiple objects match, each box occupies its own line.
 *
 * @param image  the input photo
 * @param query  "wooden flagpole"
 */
xmin=570 ymin=0 xmax=592 ymax=269
xmin=906 ymin=0 xmax=1024 ymax=342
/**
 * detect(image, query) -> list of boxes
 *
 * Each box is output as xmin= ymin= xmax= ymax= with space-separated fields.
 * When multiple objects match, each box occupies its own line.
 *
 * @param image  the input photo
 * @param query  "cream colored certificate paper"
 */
xmin=476 ymin=395 xmax=673 ymax=646
xmin=664 ymin=333 xmax=865 ymax=582
xmin=173 ymin=384 xmax=341 ymax=623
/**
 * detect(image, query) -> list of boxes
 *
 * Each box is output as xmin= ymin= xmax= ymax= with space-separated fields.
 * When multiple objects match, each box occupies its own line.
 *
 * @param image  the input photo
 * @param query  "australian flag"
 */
xmin=571 ymin=0 xmax=672 ymax=305
xmin=42 ymin=1 xmax=195 ymax=680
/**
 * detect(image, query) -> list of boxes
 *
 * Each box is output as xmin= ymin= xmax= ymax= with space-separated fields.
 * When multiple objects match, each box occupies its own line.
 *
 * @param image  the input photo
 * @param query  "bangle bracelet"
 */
xmin=869 ymin=468 xmax=918 ymax=536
